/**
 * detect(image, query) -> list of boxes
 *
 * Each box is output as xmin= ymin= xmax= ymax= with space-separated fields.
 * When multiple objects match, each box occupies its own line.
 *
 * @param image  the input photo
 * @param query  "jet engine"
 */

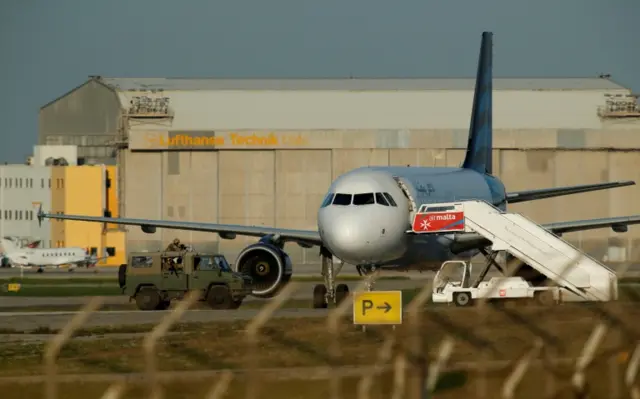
xmin=233 ymin=242 xmax=293 ymax=298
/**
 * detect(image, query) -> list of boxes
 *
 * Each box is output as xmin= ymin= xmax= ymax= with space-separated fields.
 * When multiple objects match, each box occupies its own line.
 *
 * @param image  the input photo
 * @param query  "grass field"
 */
xmin=0 ymin=304 xmax=635 ymax=398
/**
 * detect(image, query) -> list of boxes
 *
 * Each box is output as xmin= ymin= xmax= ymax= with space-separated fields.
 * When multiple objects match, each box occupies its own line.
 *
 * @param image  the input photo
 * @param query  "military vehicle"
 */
xmin=117 ymin=251 xmax=252 ymax=311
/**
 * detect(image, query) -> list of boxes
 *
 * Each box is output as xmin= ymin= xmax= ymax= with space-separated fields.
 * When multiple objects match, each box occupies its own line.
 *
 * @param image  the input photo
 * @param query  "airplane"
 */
xmin=1 ymin=237 xmax=107 ymax=273
xmin=37 ymin=31 xmax=640 ymax=308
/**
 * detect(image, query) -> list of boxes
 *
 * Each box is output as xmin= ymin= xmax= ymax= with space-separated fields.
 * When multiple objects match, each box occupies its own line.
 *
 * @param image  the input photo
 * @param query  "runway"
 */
xmin=0 ymin=279 xmax=427 ymax=331
xmin=0 ymin=308 xmax=332 ymax=332
xmin=0 ymin=263 xmax=432 ymax=279
xmin=2 ymin=262 xmax=639 ymax=279
xmin=1 ymin=262 xmax=639 ymax=333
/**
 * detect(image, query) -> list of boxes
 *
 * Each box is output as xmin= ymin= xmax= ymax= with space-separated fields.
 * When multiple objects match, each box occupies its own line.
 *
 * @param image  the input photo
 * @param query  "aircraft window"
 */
xmin=383 ymin=193 xmax=398 ymax=207
xmin=132 ymin=256 xmax=153 ymax=268
xmin=332 ymin=193 xmax=352 ymax=206
xmin=353 ymin=193 xmax=375 ymax=205
xmin=375 ymin=193 xmax=389 ymax=206
xmin=320 ymin=193 xmax=335 ymax=208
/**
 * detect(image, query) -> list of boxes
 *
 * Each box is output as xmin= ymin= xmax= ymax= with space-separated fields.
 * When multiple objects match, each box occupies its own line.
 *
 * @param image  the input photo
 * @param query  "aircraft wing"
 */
xmin=506 ymin=181 xmax=635 ymax=204
xmin=37 ymin=210 xmax=322 ymax=248
xmin=38 ymin=208 xmax=640 ymax=254
xmin=449 ymin=214 xmax=640 ymax=254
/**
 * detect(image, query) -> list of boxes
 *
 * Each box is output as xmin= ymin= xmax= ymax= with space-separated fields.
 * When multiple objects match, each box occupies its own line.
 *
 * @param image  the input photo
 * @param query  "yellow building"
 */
xmin=50 ymin=165 xmax=125 ymax=266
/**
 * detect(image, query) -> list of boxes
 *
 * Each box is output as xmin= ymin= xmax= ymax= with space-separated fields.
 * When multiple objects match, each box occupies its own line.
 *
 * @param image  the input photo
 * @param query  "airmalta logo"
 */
xmin=428 ymin=214 xmax=457 ymax=221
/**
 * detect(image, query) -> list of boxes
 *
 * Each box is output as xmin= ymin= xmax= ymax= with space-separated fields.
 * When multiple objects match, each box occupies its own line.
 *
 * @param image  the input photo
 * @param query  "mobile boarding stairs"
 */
xmin=410 ymin=200 xmax=618 ymax=302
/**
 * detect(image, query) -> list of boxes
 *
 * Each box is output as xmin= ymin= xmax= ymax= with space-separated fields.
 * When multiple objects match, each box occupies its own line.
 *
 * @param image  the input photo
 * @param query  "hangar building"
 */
xmin=39 ymin=76 xmax=640 ymax=264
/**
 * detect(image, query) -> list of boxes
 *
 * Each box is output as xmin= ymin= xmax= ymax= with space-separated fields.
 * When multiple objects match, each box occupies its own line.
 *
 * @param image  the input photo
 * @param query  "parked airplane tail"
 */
xmin=462 ymin=31 xmax=493 ymax=175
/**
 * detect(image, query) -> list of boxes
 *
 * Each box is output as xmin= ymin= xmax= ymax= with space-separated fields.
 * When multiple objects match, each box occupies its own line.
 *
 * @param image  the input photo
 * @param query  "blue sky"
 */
xmin=1 ymin=0 xmax=638 ymax=163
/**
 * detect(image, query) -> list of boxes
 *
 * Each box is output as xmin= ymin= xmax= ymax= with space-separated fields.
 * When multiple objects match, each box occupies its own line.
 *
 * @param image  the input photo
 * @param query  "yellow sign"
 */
xmin=7 ymin=283 xmax=21 ymax=292
xmin=353 ymin=291 xmax=402 ymax=325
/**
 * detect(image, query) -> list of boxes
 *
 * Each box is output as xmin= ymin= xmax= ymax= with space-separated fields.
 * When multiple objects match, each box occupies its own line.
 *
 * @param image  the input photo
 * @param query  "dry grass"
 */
xmin=0 ymin=302 xmax=639 ymax=398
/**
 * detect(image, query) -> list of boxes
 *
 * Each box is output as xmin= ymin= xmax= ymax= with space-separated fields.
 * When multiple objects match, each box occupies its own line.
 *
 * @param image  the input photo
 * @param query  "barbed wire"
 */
xmin=0 ymin=253 xmax=639 ymax=398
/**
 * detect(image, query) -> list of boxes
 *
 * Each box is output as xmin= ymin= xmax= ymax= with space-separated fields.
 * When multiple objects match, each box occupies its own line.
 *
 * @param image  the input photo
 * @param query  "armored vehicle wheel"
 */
xmin=156 ymin=300 xmax=171 ymax=310
xmin=335 ymin=284 xmax=349 ymax=305
xmin=207 ymin=285 xmax=234 ymax=309
xmin=453 ymin=292 xmax=472 ymax=307
xmin=136 ymin=287 xmax=161 ymax=311
xmin=118 ymin=264 xmax=127 ymax=288
xmin=312 ymin=284 xmax=328 ymax=309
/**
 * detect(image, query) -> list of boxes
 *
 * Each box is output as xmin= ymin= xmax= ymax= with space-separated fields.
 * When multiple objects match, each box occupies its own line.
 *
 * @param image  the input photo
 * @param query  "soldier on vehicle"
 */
xmin=166 ymin=238 xmax=183 ymax=252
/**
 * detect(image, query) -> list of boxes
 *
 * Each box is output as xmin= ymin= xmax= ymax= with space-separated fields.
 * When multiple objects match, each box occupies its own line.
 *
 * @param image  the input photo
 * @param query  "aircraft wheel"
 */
xmin=453 ymin=292 xmax=472 ymax=307
xmin=37 ymin=268 xmax=44 ymax=273
xmin=136 ymin=288 xmax=161 ymax=311
xmin=335 ymin=284 xmax=350 ymax=305
xmin=312 ymin=284 xmax=328 ymax=309
xmin=207 ymin=285 xmax=234 ymax=309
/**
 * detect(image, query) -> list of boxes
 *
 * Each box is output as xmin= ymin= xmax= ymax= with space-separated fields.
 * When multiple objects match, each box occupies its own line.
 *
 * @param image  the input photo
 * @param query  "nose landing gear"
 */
xmin=312 ymin=247 xmax=348 ymax=309
xmin=356 ymin=264 xmax=379 ymax=292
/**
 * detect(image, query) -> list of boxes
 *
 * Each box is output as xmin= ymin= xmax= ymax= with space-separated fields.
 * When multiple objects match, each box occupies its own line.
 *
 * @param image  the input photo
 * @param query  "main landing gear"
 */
xmin=312 ymin=247 xmax=380 ymax=309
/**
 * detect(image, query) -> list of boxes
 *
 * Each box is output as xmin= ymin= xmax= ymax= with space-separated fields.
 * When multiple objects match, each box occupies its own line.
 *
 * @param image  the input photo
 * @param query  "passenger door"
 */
xmin=160 ymin=255 xmax=188 ymax=291
xmin=190 ymin=256 xmax=221 ymax=291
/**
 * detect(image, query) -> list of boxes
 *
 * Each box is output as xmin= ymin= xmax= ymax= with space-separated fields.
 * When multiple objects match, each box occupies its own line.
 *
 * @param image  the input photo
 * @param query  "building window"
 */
xmin=106 ymin=247 xmax=116 ymax=257
xmin=89 ymin=247 xmax=97 ymax=256
xmin=29 ymin=210 xmax=33 ymax=220
xmin=41 ymin=178 xmax=44 ymax=188
xmin=48 ymin=178 xmax=51 ymax=188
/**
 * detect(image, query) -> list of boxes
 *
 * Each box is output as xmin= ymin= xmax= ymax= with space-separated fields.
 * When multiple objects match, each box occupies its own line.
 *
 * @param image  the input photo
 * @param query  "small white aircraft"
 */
xmin=1 ymin=237 xmax=106 ymax=273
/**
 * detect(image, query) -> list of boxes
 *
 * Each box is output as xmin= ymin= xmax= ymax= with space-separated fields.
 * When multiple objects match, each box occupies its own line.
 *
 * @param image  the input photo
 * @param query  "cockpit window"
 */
xmin=333 ymin=193 xmax=352 ymax=205
xmin=383 ymin=192 xmax=397 ymax=207
xmin=353 ymin=193 xmax=375 ymax=205
xmin=321 ymin=193 xmax=334 ymax=208
xmin=375 ymin=192 xmax=389 ymax=206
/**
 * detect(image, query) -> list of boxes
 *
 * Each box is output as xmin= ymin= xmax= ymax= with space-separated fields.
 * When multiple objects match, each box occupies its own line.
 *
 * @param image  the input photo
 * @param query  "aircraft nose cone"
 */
xmin=324 ymin=212 xmax=374 ymax=261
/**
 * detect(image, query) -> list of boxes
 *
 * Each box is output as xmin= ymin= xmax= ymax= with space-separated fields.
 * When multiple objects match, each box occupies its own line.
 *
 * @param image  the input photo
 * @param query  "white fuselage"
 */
xmin=317 ymin=166 xmax=506 ymax=269
xmin=5 ymin=247 xmax=87 ymax=267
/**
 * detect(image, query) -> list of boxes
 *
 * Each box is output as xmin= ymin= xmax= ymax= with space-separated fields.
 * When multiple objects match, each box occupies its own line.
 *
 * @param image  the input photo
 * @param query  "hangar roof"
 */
xmin=97 ymin=77 xmax=628 ymax=92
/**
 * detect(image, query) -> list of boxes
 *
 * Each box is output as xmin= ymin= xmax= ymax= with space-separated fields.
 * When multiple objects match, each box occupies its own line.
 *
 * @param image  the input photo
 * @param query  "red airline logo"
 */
xmin=412 ymin=211 xmax=465 ymax=233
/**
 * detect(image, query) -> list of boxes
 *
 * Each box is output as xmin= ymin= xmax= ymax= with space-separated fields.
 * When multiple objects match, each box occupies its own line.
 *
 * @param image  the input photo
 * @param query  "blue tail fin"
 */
xmin=462 ymin=31 xmax=493 ymax=175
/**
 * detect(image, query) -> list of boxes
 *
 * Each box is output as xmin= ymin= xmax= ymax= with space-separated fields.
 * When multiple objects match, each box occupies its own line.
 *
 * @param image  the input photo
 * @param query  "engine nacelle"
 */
xmin=233 ymin=243 xmax=293 ymax=298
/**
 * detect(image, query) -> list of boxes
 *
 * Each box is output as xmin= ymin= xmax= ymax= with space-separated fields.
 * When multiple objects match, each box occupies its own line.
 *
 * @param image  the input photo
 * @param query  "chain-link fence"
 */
xmin=1 ymin=254 xmax=640 ymax=398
